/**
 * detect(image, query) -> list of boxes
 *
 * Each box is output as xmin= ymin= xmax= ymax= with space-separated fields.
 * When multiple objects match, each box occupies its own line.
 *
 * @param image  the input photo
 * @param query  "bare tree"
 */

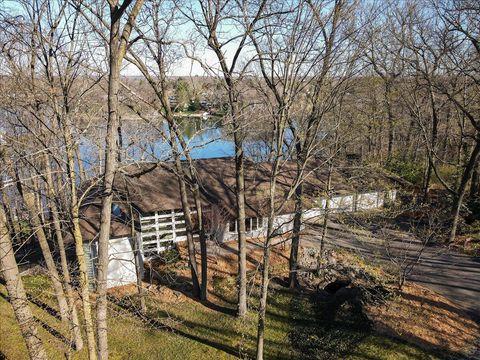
xmin=363 ymin=0 xmax=408 ymax=163
xmin=287 ymin=0 xmax=359 ymax=288
xmin=378 ymin=206 xmax=441 ymax=290
xmin=0 ymin=2 xmax=88 ymax=351
xmin=432 ymin=0 xmax=480 ymax=243
xmin=124 ymin=0 xmax=207 ymax=299
xmin=185 ymin=0 xmax=268 ymax=316
xmin=0 ymin=185 xmax=48 ymax=360
xmin=85 ymin=1 xmax=145 ymax=359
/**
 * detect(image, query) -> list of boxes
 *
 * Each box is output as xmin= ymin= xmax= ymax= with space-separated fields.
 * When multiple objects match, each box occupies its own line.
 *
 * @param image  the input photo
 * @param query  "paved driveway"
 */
xmin=301 ymin=221 xmax=480 ymax=323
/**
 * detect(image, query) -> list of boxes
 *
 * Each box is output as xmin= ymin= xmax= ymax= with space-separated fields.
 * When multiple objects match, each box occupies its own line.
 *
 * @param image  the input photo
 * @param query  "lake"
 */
xmin=79 ymin=116 xmax=240 ymax=175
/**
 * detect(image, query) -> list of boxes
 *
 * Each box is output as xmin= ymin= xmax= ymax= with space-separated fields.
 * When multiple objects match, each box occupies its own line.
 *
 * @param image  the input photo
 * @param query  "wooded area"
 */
xmin=0 ymin=0 xmax=479 ymax=359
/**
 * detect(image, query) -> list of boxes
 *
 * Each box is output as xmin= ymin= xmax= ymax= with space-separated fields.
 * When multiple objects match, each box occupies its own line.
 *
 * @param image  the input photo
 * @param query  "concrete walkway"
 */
xmin=301 ymin=222 xmax=480 ymax=323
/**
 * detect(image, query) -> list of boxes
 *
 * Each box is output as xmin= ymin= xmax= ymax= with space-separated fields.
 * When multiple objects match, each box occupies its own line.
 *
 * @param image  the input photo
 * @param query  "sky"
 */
xmin=2 ymin=0 xmax=253 ymax=77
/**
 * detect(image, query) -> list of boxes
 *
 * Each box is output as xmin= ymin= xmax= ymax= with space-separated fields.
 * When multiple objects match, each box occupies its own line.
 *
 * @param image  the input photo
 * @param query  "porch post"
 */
xmin=172 ymin=209 xmax=177 ymax=243
xmin=155 ymin=211 xmax=160 ymax=253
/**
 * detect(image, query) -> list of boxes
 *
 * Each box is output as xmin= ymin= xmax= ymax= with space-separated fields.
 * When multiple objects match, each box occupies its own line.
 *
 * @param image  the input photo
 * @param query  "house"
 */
xmin=76 ymin=157 xmax=398 ymax=288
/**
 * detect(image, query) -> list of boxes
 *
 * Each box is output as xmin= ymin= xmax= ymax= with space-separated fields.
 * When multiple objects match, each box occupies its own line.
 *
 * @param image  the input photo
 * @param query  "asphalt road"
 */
xmin=302 ymin=221 xmax=480 ymax=323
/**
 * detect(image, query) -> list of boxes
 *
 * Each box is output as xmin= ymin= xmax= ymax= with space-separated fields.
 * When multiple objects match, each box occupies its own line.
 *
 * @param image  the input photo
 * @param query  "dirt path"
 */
xmin=301 ymin=221 xmax=480 ymax=323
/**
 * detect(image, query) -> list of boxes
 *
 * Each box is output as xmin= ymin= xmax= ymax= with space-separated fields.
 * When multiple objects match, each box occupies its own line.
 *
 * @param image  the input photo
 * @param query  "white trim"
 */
xmin=138 ymin=189 xmax=397 ymax=255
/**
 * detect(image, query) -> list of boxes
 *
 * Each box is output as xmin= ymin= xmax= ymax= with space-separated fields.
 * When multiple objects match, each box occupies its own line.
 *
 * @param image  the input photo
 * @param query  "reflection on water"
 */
xmin=80 ymin=116 xmax=237 ymax=174
xmin=80 ymin=116 xmax=284 ymax=177
xmin=174 ymin=117 xmax=234 ymax=159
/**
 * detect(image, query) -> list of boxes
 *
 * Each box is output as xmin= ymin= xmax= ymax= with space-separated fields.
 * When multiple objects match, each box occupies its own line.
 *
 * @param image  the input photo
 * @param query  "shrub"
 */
xmin=158 ymin=248 xmax=180 ymax=265
xmin=385 ymin=157 xmax=424 ymax=185
xmin=432 ymin=164 xmax=458 ymax=185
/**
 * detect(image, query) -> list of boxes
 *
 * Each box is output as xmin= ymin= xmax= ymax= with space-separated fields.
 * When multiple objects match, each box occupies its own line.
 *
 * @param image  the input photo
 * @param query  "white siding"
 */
xmin=107 ymin=237 xmax=137 ymax=288
xmin=303 ymin=207 xmax=323 ymax=221
xmin=356 ymin=192 xmax=379 ymax=210
xmin=330 ymin=194 xmax=354 ymax=212
xmin=273 ymin=214 xmax=295 ymax=234
xmin=137 ymin=190 xmax=397 ymax=249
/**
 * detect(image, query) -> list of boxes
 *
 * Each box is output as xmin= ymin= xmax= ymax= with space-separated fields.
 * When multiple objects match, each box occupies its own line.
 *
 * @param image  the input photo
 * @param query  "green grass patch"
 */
xmin=0 ymin=275 xmax=445 ymax=359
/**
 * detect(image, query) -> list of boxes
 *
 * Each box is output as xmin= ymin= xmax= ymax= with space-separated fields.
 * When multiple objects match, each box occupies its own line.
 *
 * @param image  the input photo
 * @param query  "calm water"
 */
xmin=80 ymin=117 xmax=238 ymax=174
xmin=170 ymin=117 xmax=235 ymax=159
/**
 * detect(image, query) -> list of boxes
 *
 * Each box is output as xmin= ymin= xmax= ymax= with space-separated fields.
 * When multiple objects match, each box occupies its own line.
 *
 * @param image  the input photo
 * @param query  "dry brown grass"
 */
xmin=174 ymin=237 xmax=291 ymax=296
xmin=321 ymin=247 xmax=479 ymax=356
xmin=131 ymin=239 xmax=479 ymax=358
xmin=367 ymin=283 xmax=479 ymax=356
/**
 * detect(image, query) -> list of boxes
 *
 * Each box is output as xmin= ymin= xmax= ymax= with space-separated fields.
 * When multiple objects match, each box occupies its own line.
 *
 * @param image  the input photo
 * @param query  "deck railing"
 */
xmin=139 ymin=190 xmax=396 ymax=258
xmin=140 ymin=209 xmax=197 ymax=257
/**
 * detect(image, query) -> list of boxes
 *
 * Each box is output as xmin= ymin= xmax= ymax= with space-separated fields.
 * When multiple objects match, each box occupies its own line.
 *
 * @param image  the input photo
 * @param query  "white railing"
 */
xmin=139 ymin=190 xmax=397 ymax=257
xmin=140 ymin=209 xmax=197 ymax=258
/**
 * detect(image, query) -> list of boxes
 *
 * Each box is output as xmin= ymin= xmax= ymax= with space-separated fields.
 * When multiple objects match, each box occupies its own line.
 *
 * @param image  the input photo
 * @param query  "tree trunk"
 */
xmin=170 ymin=125 xmax=206 ymax=301
xmin=43 ymin=153 xmax=83 ymax=351
xmin=127 ymin=48 xmax=207 ymax=299
xmin=193 ymin=189 xmax=208 ymax=301
xmin=168 ymin=127 xmax=201 ymax=298
xmin=75 ymin=143 xmax=87 ymax=183
xmin=234 ymin=125 xmax=248 ymax=317
xmin=97 ymin=3 xmax=145 ymax=356
xmin=21 ymin=188 xmax=70 ymax=324
xmin=33 ymin=177 xmax=46 ymax=227
xmin=256 ymin=106 xmax=286 ymax=359
xmin=288 ymin=179 xmax=303 ymax=288
xmin=56 ymin=98 xmax=97 ymax=360
xmin=422 ymin=87 xmax=440 ymax=202
xmin=0 ymin=203 xmax=48 ymax=360
xmin=95 ymin=43 xmax=120 ymax=360
xmin=255 ymin=242 xmax=271 ymax=360
xmin=449 ymin=137 xmax=480 ymax=243
xmin=179 ymin=185 xmax=201 ymax=299
xmin=1 ymin=187 xmax=17 ymax=240
xmin=129 ymin=206 xmax=146 ymax=313
xmin=470 ymin=159 xmax=479 ymax=199
xmin=320 ymin=163 xmax=333 ymax=261
xmin=160 ymin=80 xmax=207 ymax=301
xmin=95 ymin=77 xmax=118 ymax=360
xmin=385 ymin=82 xmax=395 ymax=162
xmin=71 ymin=203 xmax=97 ymax=360
xmin=256 ymin=158 xmax=282 ymax=360
xmin=117 ymin=119 xmax=123 ymax=163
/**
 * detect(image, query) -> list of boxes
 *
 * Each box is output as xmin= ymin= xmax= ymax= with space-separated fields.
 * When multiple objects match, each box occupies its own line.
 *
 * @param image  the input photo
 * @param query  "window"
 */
xmin=245 ymin=217 xmax=263 ymax=232
xmin=251 ymin=218 xmax=257 ymax=231
xmin=111 ymin=204 xmax=123 ymax=219
xmin=245 ymin=218 xmax=251 ymax=232
xmin=229 ymin=220 xmax=236 ymax=233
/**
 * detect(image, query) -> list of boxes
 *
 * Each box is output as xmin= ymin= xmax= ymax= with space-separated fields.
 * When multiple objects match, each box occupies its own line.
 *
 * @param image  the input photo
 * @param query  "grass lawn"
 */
xmin=0 ymin=274 xmax=444 ymax=360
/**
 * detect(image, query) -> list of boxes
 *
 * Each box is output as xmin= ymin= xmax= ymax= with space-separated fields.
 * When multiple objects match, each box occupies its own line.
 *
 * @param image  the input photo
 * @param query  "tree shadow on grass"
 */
xmin=0 ymin=292 xmax=74 ymax=351
xmin=0 ymin=292 xmax=62 ymax=321
xmin=202 ymin=299 xmax=237 ymax=316
xmin=26 ymin=294 xmax=62 ymax=321
xmin=34 ymin=317 xmax=74 ymax=350
xmin=288 ymin=289 xmax=372 ymax=360
xmin=108 ymin=295 xmax=242 ymax=358
xmin=147 ymin=270 xmax=237 ymax=316
xmin=2 ymin=287 xmax=61 ymax=319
